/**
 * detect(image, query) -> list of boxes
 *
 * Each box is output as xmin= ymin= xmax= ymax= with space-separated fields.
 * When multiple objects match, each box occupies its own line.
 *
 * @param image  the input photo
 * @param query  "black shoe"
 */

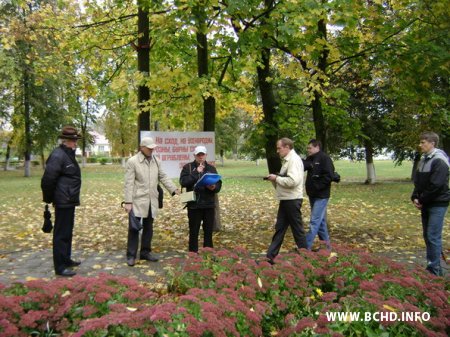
xmin=127 ymin=258 xmax=135 ymax=266
xmin=265 ymin=257 xmax=275 ymax=265
xmin=56 ymin=269 xmax=76 ymax=277
xmin=68 ymin=260 xmax=81 ymax=267
xmin=140 ymin=253 xmax=159 ymax=262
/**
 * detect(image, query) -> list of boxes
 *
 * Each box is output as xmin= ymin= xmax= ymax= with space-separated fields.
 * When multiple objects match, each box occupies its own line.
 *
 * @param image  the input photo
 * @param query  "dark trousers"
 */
xmin=188 ymin=208 xmax=214 ymax=252
xmin=53 ymin=207 xmax=75 ymax=274
xmin=267 ymin=199 xmax=306 ymax=259
xmin=127 ymin=209 xmax=154 ymax=259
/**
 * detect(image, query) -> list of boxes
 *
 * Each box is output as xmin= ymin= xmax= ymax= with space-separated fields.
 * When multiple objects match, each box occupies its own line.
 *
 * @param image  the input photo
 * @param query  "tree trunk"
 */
xmin=442 ymin=130 xmax=449 ymax=156
xmin=194 ymin=5 xmax=220 ymax=231
xmin=121 ymin=133 xmax=127 ymax=167
xmin=23 ymin=64 xmax=32 ymax=177
xmin=411 ymin=151 xmax=420 ymax=181
xmin=40 ymin=152 xmax=45 ymax=170
xmin=4 ymin=141 xmax=11 ymax=171
xmin=137 ymin=1 xmax=150 ymax=144
xmin=364 ymin=143 xmax=376 ymax=184
xmin=81 ymin=99 xmax=89 ymax=168
xmin=311 ymin=91 xmax=326 ymax=152
xmin=311 ymin=17 xmax=329 ymax=152
xmin=257 ymin=47 xmax=281 ymax=174
xmin=197 ymin=30 xmax=216 ymax=131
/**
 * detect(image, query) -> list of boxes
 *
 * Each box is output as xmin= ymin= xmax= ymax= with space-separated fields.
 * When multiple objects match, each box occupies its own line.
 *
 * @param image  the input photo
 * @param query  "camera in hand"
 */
xmin=263 ymin=173 xmax=280 ymax=180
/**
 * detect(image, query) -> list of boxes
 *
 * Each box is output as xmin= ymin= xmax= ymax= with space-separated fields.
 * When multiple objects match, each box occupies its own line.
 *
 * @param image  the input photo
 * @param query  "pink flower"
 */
xmin=315 ymin=325 xmax=330 ymax=334
xmin=321 ymin=292 xmax=337 ymax=302
xmin=359 ymin=280 xmax=380 ymax=292
xmin=295 ymin=317 xmax=315 ymax=331
xmin=82 ymin=305 xmax=98 ymax=318
xmin=94 ymin=292 xmax=111 ymax=303
xmin=108 ymin=303 xmax=127 ymax=313
xmin=0 ymin=318 xmax=23 ymax=337
xmin=284 ymin=313 xmax=296 ymax=326
xmin=19 ymin=310 xmax=45 ymax=329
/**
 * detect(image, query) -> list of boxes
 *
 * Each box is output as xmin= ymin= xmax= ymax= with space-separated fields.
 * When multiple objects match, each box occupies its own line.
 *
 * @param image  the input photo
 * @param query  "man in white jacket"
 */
xmin=265 ymin=138 xmax=307 ymax=263
xmin=123 ymin=137 xmax=179 ymax=266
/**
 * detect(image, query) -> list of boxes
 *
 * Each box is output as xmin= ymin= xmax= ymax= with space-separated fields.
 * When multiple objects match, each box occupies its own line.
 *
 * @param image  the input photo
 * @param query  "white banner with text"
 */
xmin=141 ymin=131 xmax=215 ymax=178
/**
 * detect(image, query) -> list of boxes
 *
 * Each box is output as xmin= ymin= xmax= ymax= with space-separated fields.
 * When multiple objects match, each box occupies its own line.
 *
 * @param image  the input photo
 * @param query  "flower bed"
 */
xmin=0 ymin=245 xmax=448 ymax=336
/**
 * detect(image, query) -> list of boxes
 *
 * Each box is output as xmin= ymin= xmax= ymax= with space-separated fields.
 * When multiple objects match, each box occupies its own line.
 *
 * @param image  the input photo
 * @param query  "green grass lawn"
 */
xmin=0 ymin=159 xmax=448 ymax=263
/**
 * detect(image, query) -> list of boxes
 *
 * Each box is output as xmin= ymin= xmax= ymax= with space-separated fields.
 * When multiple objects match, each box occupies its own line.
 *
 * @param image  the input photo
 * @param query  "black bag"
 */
xmin=154 ymin=156 xmax=164 ymax=209
xmin=157 ymin=185 xmax=163 ymax=209
xmin=42 ymin=204 xmax=53 ymax=233
xmin=129 ymin=209 xmax=143 ymax=232
xmin=332 ymin=171 xmax=341 ymax=183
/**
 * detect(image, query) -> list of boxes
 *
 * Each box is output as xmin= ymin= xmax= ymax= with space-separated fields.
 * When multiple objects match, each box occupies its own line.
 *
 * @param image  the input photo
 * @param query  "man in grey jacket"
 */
xmin=265 ymin=138 xmax=307 ymax=263
xmin=123 ymin=137 xmax=179 ymax=266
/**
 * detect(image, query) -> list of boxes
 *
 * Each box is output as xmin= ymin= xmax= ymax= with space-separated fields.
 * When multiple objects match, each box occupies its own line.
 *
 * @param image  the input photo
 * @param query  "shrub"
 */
xmin=0 ymin=246 xmax=448 ymax=336
xmin=98 ymin=157 xmax=108 ymax=165
xmin=111 ymin=157 xmax=122 ymax=164
xmin=167 ymin=246 xmax=449 ymax=337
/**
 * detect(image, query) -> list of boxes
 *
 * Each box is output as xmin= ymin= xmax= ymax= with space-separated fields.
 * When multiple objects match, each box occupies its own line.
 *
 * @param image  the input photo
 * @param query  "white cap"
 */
xmin=140 ymin=137 xmax=157 ymax=149
xmin=194 ymin=145 xmax=207 ymax=155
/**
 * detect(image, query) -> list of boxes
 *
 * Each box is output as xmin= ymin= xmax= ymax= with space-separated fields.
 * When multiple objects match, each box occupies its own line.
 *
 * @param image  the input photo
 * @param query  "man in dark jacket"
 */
xmin=411 ymin=131 xmax=449 ymax=276
xmin=303 ymin=139 xmax=334 ymax=250
xmin=180 ymin=146 xmax=222 ymax=252
xmin=41 ymin=126 xmax=82 ymax=277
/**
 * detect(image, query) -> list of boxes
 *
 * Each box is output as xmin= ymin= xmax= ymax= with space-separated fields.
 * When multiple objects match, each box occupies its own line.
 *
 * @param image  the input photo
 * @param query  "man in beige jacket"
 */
xmin=124 ymin=137 xmax=179 ymax=266
xmin=265 ymin=137 xmax=307 ymax=263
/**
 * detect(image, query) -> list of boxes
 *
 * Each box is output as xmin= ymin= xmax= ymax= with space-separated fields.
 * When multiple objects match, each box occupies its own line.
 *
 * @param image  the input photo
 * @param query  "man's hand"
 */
xmin=266 ymin=174 xmax=277 ymax=182
xmin=413 ymin=199 xmax=422 ymax=209
xmin=206 ymin=184 xmax=216 ymax=191
xmin=173 ymin=189 xmax=181 ymax=196
xmin=124 ymin=203 xmax=133 ymax=213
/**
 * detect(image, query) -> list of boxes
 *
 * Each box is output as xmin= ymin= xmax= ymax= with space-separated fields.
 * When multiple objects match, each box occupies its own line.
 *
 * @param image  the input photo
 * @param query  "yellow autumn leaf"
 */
xmin=383 ymin=304 xmax=397 ymax=312
xmin=61 ymin=290 xmax=71 ymax=297
xmin=315 ymin=288 xmax=323 ymax=297
xmin=257 ymin=277 xmax=263 ymax=288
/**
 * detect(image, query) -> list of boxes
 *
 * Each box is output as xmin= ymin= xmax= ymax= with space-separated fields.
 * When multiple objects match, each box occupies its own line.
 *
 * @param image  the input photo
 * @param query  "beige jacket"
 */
xmin=273 ymin=149 xmax=304 ymax=200
xmin=124 ymin=152 xmax=177 ymax=218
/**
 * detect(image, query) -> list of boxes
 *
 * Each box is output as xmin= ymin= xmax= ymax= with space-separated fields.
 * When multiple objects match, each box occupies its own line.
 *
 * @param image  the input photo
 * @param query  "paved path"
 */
xmin=0 ymin=249 xmax=446 ymax=286
xmin=0 ymin=249 xmax=186 ymax=286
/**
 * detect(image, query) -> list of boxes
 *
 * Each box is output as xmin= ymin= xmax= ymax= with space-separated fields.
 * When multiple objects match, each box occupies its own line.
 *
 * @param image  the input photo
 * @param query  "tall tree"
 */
xmin=2 ymin=0 xmax=72 ymax=176
xmin=102 ymin=74 xmax=138 ymax=165
xmin=226 ymin=0 xmax=283 ymax=172
xmin=193 ymin=2 xmax=216 ymax=132
xmin=137 ymin=0 xmax=151 ymax=141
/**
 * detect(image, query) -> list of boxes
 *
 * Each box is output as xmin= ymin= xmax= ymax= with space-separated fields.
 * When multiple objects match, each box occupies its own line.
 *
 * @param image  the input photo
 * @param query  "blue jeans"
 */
xmin=421 ymin=205 xmax=447 ymax=276
xmin=306 ymin=198 xmax=330 ymax=250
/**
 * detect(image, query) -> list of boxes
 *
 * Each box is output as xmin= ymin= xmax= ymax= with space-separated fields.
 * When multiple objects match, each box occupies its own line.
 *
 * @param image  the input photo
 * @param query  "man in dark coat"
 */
xmin=41 ymin=126 xmax=82 ymax=277
xmin=180 ymin=146 xmax=222 ymax=252
xmin=411 ymin=131 xmax=449 ymax=276
xmin=303 ymin=139 xmax=334 ymax=250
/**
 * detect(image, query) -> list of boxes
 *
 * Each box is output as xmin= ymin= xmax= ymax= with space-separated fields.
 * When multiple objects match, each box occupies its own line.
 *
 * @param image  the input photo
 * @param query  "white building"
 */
xmin=76 ymin=131 xmax=111 ymax=157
